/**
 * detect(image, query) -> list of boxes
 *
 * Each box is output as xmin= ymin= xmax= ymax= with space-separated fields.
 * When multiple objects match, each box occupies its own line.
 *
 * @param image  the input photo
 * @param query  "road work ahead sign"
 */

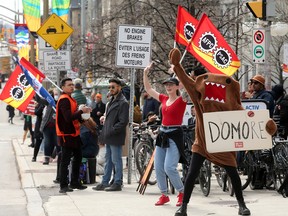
xmin=116 ymin=25 xmax=153 ymax=69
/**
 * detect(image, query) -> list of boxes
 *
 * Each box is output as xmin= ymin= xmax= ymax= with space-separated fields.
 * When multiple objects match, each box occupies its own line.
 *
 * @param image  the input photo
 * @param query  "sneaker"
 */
xmin=104 ymin=183 xmax=122 ymax=192
xmin=155 ymin=194 xmax=170 ymax=206
xmin=31 ymin=157 xmax=36 ymax=162
xmin=70 ymin=183 xmax=87 ymax=190
xmin=59 ymin=186 xmax=73 ymax=193
xmin=53 ymin=179 xmax=60 ymax=184
xmin=92 ymin=183 xmax=109 ymax=191
xmin=176 ymin=192 xmax=184 ymax=206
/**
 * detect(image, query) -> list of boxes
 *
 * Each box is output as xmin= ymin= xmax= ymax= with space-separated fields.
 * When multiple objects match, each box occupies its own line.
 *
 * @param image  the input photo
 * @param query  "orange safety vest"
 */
xmin=56 ymin=94 xmax=80 ymax=137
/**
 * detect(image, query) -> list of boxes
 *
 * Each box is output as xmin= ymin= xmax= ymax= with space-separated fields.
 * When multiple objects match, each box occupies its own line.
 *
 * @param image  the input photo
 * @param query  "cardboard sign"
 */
xmin=203 ymin=110 xmax=272 ymax=153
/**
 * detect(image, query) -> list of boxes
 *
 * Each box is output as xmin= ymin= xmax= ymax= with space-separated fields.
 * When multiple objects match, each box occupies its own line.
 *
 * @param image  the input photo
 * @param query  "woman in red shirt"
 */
xmin=143 ymin=63 xmax=187 ymax=207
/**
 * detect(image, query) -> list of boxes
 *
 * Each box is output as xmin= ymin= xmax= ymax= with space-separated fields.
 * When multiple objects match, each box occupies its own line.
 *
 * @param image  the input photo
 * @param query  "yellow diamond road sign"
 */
xmin=37 ymin=13 xmax=74 ymax=50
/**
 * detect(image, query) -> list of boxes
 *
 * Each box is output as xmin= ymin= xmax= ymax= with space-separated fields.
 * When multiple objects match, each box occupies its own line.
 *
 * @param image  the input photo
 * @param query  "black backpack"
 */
xmin=278 ymin=95 xmax=288 ymax=136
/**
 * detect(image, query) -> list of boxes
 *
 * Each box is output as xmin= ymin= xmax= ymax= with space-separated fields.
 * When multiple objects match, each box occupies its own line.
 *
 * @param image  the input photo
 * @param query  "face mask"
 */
xmin=54 ymin=95 xmax=59 ymax=101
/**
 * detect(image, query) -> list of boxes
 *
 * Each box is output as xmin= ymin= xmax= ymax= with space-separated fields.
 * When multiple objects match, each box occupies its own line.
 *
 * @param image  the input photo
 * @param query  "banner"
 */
xmin=175 ymin=6 xmax=198 ymax=47
xmin=22 ymin=0 xmax=41 ymax=32
xmin=15 ymin=24 xmax=30 ymax=59
xmin=187 ymin=14 xmax=240 ymax=76
xmin=51 ymin=0 xmax=71 ymax=22
xmin=0 ymin=65 xmax=41 ymax=111
xmin=20 ymin=58 xmax=56 ymax=108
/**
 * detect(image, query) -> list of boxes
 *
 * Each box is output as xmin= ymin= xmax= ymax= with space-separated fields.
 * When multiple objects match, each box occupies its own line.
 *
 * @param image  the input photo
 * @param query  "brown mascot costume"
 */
xmin=169 ymin=48 xmax=277 ymax=216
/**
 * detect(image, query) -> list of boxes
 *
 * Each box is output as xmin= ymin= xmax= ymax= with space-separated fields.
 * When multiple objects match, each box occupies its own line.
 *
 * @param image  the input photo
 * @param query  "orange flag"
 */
xmin=175 ymin=6 xmax=198 ymax=47
xmin=187 ymin=13 xmax=240 ymax=76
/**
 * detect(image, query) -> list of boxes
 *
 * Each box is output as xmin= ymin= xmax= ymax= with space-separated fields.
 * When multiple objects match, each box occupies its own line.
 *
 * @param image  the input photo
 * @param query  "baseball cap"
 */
xmin=162 ymin=77 xmax=179 ymax=86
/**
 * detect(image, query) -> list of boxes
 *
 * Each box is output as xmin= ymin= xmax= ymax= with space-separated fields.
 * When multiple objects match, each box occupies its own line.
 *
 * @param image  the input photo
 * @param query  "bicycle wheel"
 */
xmin=135 ymin=141 xmax=157 ymax=185
xmin=240 ymin=151 xmax=253 ymax=190
xmin=273 ymin=143 xmax=288 ymax=190
xmin=214 ymin=165 xmax=223 ymax=188
xmin=199 ymin=160 xmax=211 ymax=197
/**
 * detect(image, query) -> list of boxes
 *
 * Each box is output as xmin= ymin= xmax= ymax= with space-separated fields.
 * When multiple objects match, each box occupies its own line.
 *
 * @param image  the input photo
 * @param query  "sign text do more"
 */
xmin=116 ymin=25 xmax=153 ymax=69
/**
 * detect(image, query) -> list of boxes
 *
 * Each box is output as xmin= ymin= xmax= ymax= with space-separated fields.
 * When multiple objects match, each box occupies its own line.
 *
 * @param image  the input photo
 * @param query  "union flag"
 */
xmin=0 ymin=61 xmax=45 ymax=112
xmin=187 ymin=13 xmax=240 ymax=76
xmin=175 ymin=6 xmax=198 ymax=47
xmin=283 ymin=63 xmax=288 ymax=77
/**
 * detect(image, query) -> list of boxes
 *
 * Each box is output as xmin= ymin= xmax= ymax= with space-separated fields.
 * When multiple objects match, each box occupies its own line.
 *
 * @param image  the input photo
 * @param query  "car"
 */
xmin=46 ymin=26 xmax=57 ymax=34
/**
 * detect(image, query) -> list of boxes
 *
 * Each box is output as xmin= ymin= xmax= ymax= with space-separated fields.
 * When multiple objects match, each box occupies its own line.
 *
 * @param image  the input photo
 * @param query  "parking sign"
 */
xmin=252 ymin=29 xmax=266 ymax=64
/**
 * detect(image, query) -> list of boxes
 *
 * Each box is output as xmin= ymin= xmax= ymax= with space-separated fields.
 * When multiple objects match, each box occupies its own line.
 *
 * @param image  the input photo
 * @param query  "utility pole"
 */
xmin=81 ymin=0 xmax=86 ymax=80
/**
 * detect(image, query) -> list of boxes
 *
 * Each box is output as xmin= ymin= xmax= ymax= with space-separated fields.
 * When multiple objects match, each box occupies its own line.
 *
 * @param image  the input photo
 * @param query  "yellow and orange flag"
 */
xmin=175 ymin=6 xmax=199 ymax=47
xmin=187 ymin=13 xmax=240 ymax=76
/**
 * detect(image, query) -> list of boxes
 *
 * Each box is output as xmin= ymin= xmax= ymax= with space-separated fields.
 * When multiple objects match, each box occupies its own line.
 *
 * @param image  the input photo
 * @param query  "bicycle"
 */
xmin=134 ymin=123 xmax=158 ymax=185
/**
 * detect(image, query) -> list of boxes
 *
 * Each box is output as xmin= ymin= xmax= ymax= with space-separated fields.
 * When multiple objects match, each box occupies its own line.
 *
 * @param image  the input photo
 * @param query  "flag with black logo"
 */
xmin=0 ymin=65 xmax=44 ymax=111
xmin=187 ymin=14 xmax=240 ymax=76
xmin=175 ymin=6 xmax=198 ymax=47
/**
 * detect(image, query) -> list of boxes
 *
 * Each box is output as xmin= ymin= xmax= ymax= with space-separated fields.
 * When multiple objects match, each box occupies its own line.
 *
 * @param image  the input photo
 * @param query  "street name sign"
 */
xmin=252 ymin=28 xmax=266 ymax=64
xmin=43 ymin=50 xmax=71 ymax=71
xmin=37 ymin=13 xmax=74 ymax=50
xmin=116 ymin=25 xmax=153 ymax=68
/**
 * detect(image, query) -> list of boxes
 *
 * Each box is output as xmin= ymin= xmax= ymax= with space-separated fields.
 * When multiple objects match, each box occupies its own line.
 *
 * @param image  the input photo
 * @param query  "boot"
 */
xmin=238 ymin=200 xmax=251 ymax=215
xmin=175 ymin=203 xmax=187 ymax=216
xmin=43 ymin=156 xmax=50 ymax=165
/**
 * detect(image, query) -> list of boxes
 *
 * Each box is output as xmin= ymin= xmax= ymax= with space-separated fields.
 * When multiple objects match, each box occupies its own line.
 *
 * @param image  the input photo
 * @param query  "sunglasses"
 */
xmin=108 ymin=85 xmax=117 ymax=89
xmin=251 ymin=81 xmax=260 ymax=85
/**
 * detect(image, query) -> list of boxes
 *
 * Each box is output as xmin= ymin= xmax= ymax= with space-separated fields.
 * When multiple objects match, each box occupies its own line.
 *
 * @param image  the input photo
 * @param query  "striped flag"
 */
xmin=51 ymin=0 xmax=71 ymax=22
xmin=187 ymin=14 xmax=240 ymax=76
xmin=22 ymin=0 xmax=41 ymax=32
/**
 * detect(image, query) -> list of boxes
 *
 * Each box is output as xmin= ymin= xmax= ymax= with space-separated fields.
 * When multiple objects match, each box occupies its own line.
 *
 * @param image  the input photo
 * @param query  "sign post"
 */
xmin=37 ymin=13 xmax=74 ymax=50
xmin=252 ymin=28 xmax=266 ymax=64
xmin=116 ymin=24 xmax=153 ymax=184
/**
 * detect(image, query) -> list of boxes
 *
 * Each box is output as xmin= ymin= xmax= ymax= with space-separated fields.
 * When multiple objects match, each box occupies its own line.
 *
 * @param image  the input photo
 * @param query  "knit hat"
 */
xmin=250 ymin=75 xmax=265 ymax=86
xmin=96 ymin=93 xmax=102 ymax=99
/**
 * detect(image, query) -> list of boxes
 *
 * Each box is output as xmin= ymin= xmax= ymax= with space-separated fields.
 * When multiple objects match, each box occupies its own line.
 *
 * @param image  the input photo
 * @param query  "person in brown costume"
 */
xmin=168 ymin=48 xmax=277 ymax=216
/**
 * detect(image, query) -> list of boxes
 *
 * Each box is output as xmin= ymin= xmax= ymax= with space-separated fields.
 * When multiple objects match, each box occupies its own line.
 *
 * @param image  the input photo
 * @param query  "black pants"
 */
xmin=33 ymin=137 xmax=43 ymax=159
xmin=60 ymin=146 xmax=82 ymax=188
xmin=183 ymin=152 xmax=244 ymax=204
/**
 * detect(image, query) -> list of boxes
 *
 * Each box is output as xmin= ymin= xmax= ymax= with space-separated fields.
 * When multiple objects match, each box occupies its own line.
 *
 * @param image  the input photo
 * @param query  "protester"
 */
xmin=143 ymin=63 xmax=187 ymax=207
xmin=32 ymin=98 xmax=45 ymax=162
xmin=250 ymin=74 xmax=274 ymax=117
xmin=56 ymin=77 xmax=91 ymax=193
xmin=6 ymin=104 xmax=15 ymax=124
xmin=71 ymin=78 xmax=87 ymax=106
xmin=22 ymin=114 xmax=34 ymax=147
xmin=93 ymin=78 xmax=129 ymax=192
xmin=242 ymin=81 xmax=254 ymax=99
xmin=91 ymin=93 xmax=106 ymax=131
xmin=169 ymin=48 xmax=259 ymax=216
xmin=40 ymin=89 xmax=59 ymax=165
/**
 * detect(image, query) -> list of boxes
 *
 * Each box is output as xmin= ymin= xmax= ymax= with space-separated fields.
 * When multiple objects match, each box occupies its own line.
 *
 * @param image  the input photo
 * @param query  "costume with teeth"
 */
xmin=170 ymin=48 xmax=277 ymax=216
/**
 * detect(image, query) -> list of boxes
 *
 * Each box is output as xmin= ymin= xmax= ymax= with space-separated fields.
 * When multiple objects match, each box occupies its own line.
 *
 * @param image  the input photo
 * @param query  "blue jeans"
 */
xmin=102 ymin=144 xmax=123 ymax=186
xmin=43 ymin=127 xmax=59 ymax=157
xmin=154 ymin=129 xmax=184 ymax=194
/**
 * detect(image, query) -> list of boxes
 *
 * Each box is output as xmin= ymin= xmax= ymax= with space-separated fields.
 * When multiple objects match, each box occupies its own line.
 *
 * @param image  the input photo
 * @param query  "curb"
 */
xmin=12 ymin=138 xmax=46 ymax=216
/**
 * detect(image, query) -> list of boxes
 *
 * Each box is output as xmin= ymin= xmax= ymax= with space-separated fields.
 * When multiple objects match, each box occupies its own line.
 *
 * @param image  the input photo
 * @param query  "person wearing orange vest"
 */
xmin=56 ymin=77 xmax=92 ymax=194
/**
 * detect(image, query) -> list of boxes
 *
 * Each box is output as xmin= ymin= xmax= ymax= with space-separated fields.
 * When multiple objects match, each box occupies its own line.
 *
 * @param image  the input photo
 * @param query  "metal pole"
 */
xmin=81 ymin=0 xmax=86 ymax=79
xmin=127 ymin=68 xmax=135 ymax=184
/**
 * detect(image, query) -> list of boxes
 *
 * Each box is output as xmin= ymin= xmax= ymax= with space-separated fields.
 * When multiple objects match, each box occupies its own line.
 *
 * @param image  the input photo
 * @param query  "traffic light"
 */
xmin=246 ymin=0 xmax=275 ymax=21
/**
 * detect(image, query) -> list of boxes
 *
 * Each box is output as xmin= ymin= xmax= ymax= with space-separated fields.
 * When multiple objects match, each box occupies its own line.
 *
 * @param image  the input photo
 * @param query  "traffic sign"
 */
xmin=43 ymin=50 xmax=71 ymax=71
xmin=252 ymin=28 xmax=265 ymax=63
xmin=116 ymin=25 xmax=153 ymax=68
xmin=37 ymin=13 xmax=74 ymax=50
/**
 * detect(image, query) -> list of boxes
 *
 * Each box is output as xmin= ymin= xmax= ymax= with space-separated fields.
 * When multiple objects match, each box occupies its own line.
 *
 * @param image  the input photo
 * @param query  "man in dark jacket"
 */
xmin=56 ymin=78 xmax=91 ymax=193
xmin=93 ymin=78 xmax=129 ymax=192
xmin=250 ymin=74 xmax=275 ymax=117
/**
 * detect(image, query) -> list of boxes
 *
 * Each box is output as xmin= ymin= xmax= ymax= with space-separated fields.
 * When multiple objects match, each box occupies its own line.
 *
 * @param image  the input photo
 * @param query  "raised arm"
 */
xmin=143 ymin=63 xmax=160 ymax=101
xmin=169 ymin=48 xmax=195 ymax=91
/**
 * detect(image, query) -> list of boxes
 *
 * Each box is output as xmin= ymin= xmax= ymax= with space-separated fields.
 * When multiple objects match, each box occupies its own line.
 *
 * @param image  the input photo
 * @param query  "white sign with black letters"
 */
xmin=203 ymin=110 xmax=272 ymax=153
xmin=43 ymin=50 xmax=71 ymax=71
xmin=116 ymin=25 xmax=153 ymax=68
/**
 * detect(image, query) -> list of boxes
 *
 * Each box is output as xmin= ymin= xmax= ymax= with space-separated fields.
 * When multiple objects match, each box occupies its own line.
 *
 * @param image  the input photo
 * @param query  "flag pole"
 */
xmin=45 ymin=77 xmax=63 ymax=92
xmin=174 ymin=40 xmax=176 ymax=48
xmin=179 ymin=49 xmax=187 ymax=63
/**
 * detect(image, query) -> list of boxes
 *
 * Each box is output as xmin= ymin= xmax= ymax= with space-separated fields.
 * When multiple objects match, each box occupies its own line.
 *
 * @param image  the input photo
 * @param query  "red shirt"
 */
xmin=159 ymin=94 xmax=186 ymax=126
